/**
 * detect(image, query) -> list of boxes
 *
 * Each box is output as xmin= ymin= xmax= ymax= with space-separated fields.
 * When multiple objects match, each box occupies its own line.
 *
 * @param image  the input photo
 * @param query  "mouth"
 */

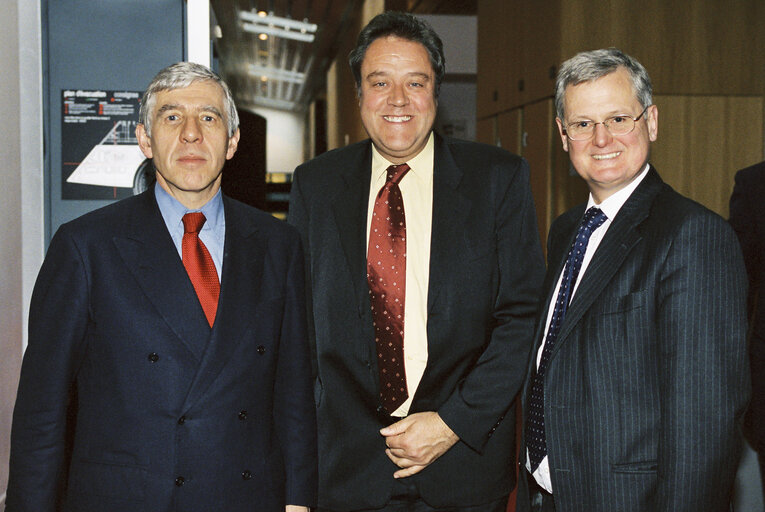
xmin=383 ymin=115 xmax=412 ymax=123
xmin=592 ymin=151 xmax=621 ymax=161
xmin=177 ymin=155 xmax=206 ymax=164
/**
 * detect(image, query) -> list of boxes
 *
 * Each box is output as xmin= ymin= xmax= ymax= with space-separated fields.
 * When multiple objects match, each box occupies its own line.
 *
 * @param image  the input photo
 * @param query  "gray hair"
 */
xmin=554 ymin=48 xmax=652 ymax=120
xmin=139 ymin=62 xmax=239 ymax=137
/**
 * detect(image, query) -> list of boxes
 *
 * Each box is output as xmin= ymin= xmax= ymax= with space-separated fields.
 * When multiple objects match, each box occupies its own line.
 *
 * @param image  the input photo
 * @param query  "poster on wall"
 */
xmin=61 ymin=89 xmax=148 ymax=200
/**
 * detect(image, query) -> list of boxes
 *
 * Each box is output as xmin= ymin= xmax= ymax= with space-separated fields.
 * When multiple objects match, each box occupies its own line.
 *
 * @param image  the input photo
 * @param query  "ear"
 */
xmin=226 ymin=127 xmax=240 ymax=160
xmin=136 ymin=124 xmax=153 ymax=159
xmin=646 ymin=104 xmax=658 ymax=142
xmin=555 ymin=118 xmax=569 ymax=152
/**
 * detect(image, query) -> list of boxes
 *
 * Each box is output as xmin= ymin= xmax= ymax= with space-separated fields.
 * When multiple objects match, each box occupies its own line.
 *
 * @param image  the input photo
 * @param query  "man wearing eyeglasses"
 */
xmin=517 ymin=48 xmax=749 ymax=512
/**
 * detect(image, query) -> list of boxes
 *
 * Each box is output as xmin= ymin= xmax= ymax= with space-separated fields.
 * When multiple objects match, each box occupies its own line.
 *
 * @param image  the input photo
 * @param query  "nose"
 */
xmin=592 ymin=122 xmax=612 ymax=147
xmin=181 ymin=117 xmax=202 ymax=143
xmin=388 ymin=83 xmax=409 ymax=107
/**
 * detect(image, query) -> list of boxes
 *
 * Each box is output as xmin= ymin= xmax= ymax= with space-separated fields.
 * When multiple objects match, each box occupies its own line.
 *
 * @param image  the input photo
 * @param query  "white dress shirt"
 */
xmin=528 ymin=164 xmax=650 ymax=492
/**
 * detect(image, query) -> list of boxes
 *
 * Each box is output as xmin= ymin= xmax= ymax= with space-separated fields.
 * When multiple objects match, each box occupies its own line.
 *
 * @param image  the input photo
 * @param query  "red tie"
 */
xmin=367 ymin=163 xmax=410 ymax=414
xmin=182 ymin=212 xmax=220 ymax=327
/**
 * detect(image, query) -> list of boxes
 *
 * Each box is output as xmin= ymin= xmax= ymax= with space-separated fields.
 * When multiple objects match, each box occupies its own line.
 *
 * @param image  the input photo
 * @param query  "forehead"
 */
xmin=361 ymin=36 xmax=433 ymax=74
xmin=152 ymin=80 xmax=226 ymax=112
xmin=563 ymin=68 xmax=639 ymax=115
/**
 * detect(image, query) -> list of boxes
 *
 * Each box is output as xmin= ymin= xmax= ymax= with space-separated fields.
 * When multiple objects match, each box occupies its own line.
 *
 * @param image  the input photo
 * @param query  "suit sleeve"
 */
xmin=729 ymin=170 xmax=760 ymax=319
xmin=6 ymin=226 xmax=90 ymax=511
xmin=654 ymin=213 xmax=749 ymax=510
xmin=273 ymin=230 xmax=318 ymax=507
xmin=438 ymin=157 xmax=545 ymax=452
xmin=286 ymin=167 xmax=318 ymax=381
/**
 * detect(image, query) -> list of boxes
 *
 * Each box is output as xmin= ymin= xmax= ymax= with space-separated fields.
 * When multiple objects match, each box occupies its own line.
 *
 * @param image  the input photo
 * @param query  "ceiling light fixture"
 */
xmin=239 ymin=9 xmax=317 ymax=43
xmin=248 ymin=63 xmax=306 ymax=84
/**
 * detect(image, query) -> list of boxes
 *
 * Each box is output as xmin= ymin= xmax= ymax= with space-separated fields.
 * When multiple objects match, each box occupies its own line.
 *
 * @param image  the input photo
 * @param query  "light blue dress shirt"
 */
xmin=154 ymin=183 xmax=225 ymax=281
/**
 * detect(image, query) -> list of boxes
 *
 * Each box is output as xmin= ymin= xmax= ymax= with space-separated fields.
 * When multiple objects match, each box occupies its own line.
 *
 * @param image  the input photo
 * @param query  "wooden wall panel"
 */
xmin=519 ymin=0 xmax=561 ymax=107
xmin=477 ymin=0 xmax=514 ymax=117
xmin=497 ymin=108 xmax=522 ymax=154
xmin=475 ymin=116 xmax=496 ymax=145
xmin=559 ymin=0 xmax=765 ymax=96
xmin=651 ymin=95 xmax=764 ymax=218
xmin=520 ymin=101 xmax=553 ymax=247
xmin=325 ymin=0 xmax=383 ymax=151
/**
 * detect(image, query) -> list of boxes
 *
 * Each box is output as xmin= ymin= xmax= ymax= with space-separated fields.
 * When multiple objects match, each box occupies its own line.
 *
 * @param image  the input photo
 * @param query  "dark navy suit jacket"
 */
xmin=518 ymin=168 xmax=749 ymax=512
xmin=730 ymin=161 xmax=765 ymax=453
xmin=7 ymin=190 xmax=317 ymax=511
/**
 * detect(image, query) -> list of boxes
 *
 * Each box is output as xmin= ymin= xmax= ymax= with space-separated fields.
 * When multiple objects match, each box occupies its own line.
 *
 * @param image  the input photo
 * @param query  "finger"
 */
xmin=380 ymin=417 xmax=412 ymax=437
xmin=385 ymin=448 xmax=417 ymax=468
xmin=393 ymin=464 xmax=427 ymax=479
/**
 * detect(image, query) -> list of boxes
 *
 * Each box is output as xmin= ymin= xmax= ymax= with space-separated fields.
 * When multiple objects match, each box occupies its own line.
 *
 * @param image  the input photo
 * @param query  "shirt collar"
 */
xmin=370 ymin=132 xmax=435 ymax=186
xmin=154 ymin=183 xmax=224 ymax=232
xmin=586 ymin=163 xmax=650 ymax=221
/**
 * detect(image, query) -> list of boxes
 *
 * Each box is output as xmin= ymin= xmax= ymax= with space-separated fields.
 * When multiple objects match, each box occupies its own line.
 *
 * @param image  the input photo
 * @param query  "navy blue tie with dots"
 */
xmin=526 ymin=206 xmax=607 ymax=472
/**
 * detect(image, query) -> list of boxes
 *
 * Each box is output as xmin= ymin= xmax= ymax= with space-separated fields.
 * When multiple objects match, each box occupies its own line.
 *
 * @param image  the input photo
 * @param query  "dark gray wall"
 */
xmin=44 ymin=0 xmax=186 ymax=239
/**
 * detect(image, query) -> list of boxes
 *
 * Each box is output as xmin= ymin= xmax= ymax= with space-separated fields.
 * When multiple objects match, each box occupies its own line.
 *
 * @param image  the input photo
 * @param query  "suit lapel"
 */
xmin=330 ymin=143 xmax=373 ymax=316
xmin=112 ymin=190 xmax=211 ymax=361
xmin=427 ymin=135 xmax=470 ymax=312
xmin=552 ymin=168 xmax=664 ymax=354
xmin=180 ymin=197 xmax=264 ymax=411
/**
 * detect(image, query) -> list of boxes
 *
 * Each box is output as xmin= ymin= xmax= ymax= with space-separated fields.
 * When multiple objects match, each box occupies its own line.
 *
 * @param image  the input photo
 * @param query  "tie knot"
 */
xmin=182 ymin=212 xmax=207 ymax=234
xmin=582 ymin=207 xmax=607 ymax=231
xmin=386 ymin=163 xmax=410 ymax=185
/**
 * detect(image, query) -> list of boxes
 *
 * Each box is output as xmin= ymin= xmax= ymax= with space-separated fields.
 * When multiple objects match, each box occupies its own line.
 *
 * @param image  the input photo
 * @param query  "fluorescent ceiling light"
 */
xmin=248 ymin=64 xmax=306 ymax=84
xmin=239 ymin=10 xmax=317 ymax=42
xmin=242 ymin=22 xmax=315 ymax=42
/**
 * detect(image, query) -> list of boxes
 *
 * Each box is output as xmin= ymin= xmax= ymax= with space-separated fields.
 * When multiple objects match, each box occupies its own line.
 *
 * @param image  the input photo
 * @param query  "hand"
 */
xmin=285 ymin=506 xmax=309 ymax=512
xmin=380 ymin=411 xmax=459 ymax=478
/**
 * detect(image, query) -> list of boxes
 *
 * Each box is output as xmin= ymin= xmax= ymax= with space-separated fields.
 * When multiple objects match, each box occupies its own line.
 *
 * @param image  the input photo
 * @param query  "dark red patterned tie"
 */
xmin=182 ymin=212 xmax=220 ymax=327
xmin=368 ymin=163 xmax=410 ymax=414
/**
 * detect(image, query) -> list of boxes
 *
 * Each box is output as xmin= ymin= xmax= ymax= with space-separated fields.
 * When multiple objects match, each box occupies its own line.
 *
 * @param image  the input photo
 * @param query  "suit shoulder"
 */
xmin=550 ymin=203 xmax=586 ymax=235
xmin=294 ymin=140 xmax=369 ymax=176
xmin=653 ymin=183 xmax=724 ymax=223
xmin=444 ymin=137 xmax=525 ymax=168
xmin=224 ymin=195 xmax=301 ymax=241
xmin=55 ymin=192 xmax=149 ymax=237
xmin=735 ymin=160 xmax=765 ymax=183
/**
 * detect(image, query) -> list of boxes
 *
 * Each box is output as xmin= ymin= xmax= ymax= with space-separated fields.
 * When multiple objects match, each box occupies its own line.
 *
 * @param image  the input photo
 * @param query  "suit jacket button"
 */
xmin=241 ymin=470 xmax=252 ymax=480
xmin=238 ymin=410 xmax=248 ymax=420
xmin=178 ymin=416 xmax=186 ymax=425
xmin=257 ymin=346 xmax=266 ymax=355
xmin=148 ymin=353 xmax=159 ymax=363
xmin=175 ymin=476 xmax=185 ymax=486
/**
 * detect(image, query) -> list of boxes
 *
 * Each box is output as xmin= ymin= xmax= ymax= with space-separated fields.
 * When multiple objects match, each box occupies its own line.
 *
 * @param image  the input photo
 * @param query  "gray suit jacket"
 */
xmin=518 ymin=167 xmax=749 ymax=512
xmin=289 ymin=134 xmax=545 ymax=510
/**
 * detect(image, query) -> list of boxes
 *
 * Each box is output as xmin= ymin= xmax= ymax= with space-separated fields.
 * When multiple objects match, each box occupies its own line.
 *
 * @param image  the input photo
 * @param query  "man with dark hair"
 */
xmin=289 ymin=11 xmax=544 ymax=512
xmin=7 ymin=62 xmax=317 ymax=512
xmin=730 ymin=160 xmax=765 ymax=499
xmin=517 ymin=48 xmax=749 ymax=512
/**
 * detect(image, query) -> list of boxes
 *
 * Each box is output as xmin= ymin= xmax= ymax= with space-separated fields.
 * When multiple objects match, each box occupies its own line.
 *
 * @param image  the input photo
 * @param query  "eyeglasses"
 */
xmin=562 ymin=105 xmax=651 ymax=141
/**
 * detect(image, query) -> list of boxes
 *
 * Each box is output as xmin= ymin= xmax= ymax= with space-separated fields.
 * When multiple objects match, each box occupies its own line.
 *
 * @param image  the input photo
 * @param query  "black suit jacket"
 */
xmin=288 ymin=134 xmax=545 ymax=510
xmin=518 ymin=168 xmax=749 ymax=512
xmin=730 ymin=161 xmax=765 ymax=452
xmin=7 ymin=190 xmax=317 ymax=512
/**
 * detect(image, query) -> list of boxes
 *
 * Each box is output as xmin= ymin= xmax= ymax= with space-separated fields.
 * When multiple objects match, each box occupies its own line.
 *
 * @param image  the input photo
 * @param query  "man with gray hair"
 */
xmin=518 ymin=48 xmax=749 ymax=512
xmin=7 ymin=62 xmax=317 ymax=512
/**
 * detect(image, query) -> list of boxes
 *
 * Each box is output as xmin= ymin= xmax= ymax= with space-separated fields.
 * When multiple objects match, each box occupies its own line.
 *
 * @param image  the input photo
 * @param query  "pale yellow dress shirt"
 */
xmin=366 ymin=133 xmax=434 ymax=416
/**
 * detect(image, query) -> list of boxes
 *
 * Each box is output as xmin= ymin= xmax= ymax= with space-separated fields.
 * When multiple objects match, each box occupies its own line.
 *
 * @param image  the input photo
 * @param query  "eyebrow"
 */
xmin=364 ymin=71 xmax=431 ymax=82
xmin=156 ymin=104 xmax=223 ymax=117
xmin=568 ymin=109 xmax=637 ymax=121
